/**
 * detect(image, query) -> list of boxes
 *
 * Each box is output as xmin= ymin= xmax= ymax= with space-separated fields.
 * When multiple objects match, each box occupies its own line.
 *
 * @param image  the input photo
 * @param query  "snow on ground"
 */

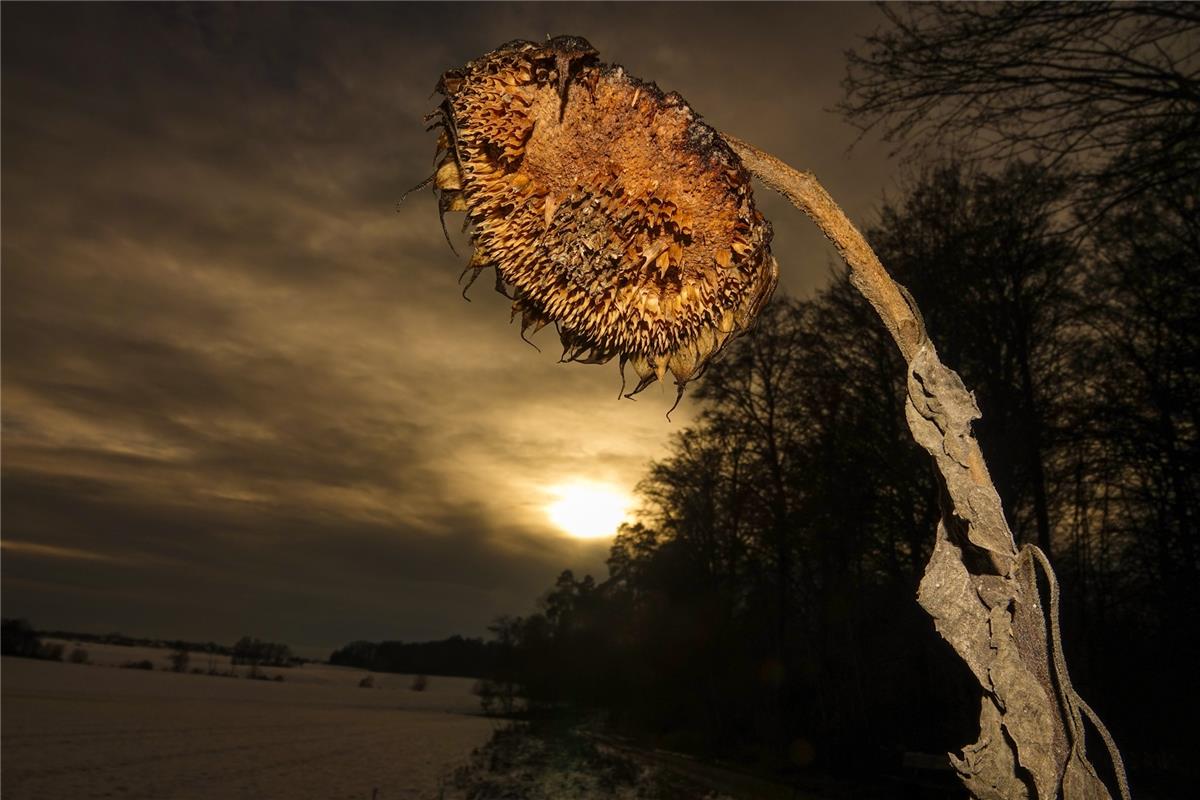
xmin=1 ymin=652 xmax=497 ymax=799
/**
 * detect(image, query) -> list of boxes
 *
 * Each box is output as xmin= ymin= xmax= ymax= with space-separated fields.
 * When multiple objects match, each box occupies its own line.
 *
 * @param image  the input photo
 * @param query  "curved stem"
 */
xmin=723 ymin=134 xmax=1002 ymax=498
xmin=722 ymin=132 xmax=1130 ymax=800
xmin=722 ymin=134 xmax=922 ymax=362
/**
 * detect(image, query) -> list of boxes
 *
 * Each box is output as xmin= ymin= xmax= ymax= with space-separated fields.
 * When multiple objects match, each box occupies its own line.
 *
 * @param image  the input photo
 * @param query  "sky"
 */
xmin=1 ymin=2 xmax=897 ymax=656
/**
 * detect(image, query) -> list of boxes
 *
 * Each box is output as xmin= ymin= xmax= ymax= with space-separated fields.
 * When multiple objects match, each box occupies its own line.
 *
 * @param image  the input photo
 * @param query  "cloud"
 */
xmin=1 ymin=3 xmax=891 ymax=651
xmin=1 ymin=540 xmax=134 ymax=565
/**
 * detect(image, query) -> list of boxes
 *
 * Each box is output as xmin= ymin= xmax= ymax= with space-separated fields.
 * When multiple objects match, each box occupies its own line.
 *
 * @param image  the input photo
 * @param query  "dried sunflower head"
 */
xmin=427 ymin=36 xmax=777 ymax=400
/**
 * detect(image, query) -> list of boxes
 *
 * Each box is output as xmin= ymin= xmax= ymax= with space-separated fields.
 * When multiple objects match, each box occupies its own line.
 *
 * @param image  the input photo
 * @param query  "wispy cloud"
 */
xmin=2 ymin=540 xmax=133 ymax=565
xmin=1 ymin=3 xmax=889 ymax=649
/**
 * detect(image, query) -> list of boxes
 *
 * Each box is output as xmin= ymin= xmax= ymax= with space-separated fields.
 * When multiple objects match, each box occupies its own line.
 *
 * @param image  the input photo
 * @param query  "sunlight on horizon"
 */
xmin=544 ymin=481 xmax=633 ymax=539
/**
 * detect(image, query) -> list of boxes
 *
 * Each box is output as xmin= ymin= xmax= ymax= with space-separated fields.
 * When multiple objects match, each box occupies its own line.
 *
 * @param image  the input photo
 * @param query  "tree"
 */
xmin=841 ymin=2 xmax=1200 ymax=221
xmin=1057 ymin=169 xmax=1200 ymax=767
xmin=481 ymin=616 xmax=523 ymax=716
xmin=1080 ymin=170 xmax=1200 ymax=612
xmin=494 ymin=281 xmax=977 ymax=764
xmin=866 ymin=162 xmax=1080 ymax=554
xmin=1 ymin=618 xmax=41 ymax=658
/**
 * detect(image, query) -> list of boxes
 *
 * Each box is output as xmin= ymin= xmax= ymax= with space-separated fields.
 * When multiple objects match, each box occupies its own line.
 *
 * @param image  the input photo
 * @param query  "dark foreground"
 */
xmin=443 ymin=720 xmax=963 ymax=800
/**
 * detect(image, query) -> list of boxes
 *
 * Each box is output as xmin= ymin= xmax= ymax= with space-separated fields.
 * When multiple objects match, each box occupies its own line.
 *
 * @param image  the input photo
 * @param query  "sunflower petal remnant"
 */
xmin=428 ymin=36 xmax=778 ymax=399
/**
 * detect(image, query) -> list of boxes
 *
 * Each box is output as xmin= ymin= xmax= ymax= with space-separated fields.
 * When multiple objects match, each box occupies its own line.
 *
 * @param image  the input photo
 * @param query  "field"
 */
xmin=1 ymin=645 xmax=496 ymax=799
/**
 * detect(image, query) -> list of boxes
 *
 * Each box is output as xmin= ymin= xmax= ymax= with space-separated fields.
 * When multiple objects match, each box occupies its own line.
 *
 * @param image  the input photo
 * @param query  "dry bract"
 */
xmin=428 ymin=36 xmax=778 ymax=399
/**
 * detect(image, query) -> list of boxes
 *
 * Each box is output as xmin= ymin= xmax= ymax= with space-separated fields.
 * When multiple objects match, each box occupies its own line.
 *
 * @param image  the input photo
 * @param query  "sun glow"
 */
xmin=545 ymin=481 xmax=633 ymax=539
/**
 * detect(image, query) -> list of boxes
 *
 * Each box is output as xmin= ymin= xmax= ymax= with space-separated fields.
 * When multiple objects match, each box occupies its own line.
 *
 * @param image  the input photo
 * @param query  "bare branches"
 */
xmin=840 ymin=2 xmax=1200 ymax=217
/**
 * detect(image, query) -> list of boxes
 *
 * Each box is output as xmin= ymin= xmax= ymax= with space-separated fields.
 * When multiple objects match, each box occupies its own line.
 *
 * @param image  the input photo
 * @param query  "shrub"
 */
xmin=358 ymin=675 xmax=376 ymax=689
xmin=168 ymin=648 xmax=190 ymax=673
xmin=410 ymin=674 xmax=429 ymax=692
xmin=476 ymin=680 xmax=496 ymax=715
xmin=476 ymin=679 xmax=518 ymax=717
xmin=38 ymin=643 xmax=64 ymax=661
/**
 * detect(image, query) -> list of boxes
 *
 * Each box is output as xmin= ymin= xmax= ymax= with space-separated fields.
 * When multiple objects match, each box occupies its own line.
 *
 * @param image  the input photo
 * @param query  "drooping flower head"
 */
xmin=427 ymin=36 xmax=777 ymax=399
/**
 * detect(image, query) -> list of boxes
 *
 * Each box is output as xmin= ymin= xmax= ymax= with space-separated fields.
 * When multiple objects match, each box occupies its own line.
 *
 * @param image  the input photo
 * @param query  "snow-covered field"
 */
xmin=1 ymin=648 xmax=497 ymax=799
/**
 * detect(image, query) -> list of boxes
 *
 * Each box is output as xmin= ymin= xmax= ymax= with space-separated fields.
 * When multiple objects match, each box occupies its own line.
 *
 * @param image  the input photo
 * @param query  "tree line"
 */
xmin=1 ymin=618 xmax=66 ymax=661
xmin=328 ymin=635 xmax=498 ymax=678
xmin=0 ymin=620 xmax=302 ymax=668
xmin=30 ymin=627 xmax=240 ymax=657
xmin=230 ymin=636 xmax=296 ymax=667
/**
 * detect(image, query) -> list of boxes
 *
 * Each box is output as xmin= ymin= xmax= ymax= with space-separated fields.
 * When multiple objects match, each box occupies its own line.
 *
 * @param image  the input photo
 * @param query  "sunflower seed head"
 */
xmin=429 ymin=36 xmax=778 ymax=398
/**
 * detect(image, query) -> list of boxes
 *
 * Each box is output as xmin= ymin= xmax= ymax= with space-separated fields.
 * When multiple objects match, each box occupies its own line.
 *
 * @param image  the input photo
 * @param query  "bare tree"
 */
xmin=840 ymin=2 xmax=1200 ymax=221
xmin=1075 ymin=170 xmax=1200 ymax=648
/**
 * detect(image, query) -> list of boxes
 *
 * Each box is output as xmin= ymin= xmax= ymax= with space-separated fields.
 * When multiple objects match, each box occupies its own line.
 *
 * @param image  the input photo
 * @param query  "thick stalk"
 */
xmin=722 ymin=133 xmax=1129 ymax=800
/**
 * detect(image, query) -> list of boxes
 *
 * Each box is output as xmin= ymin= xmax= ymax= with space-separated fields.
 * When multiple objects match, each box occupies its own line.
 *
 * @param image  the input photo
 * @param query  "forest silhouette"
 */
xmin=479 ymin=154 xmax=1197 ymax=790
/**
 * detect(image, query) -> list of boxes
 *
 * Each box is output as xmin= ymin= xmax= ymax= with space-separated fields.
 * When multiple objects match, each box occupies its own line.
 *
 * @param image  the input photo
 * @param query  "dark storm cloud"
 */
xmin=2 ymin=3 xmax=891 ymax=652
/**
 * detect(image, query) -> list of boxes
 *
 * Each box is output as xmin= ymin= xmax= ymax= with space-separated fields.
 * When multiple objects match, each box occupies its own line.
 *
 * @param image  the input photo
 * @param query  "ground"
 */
xmin=1 ymin=646 xmax=494 ymax=799
xmin=0 ymin=644 xmax=949 ymax=799
xmin=441 ymin=721 xmax=737 ymax=800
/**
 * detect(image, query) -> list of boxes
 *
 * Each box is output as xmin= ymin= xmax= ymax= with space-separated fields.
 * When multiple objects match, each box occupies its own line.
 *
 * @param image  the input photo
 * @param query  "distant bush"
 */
xmin=68 ymin=647 xmax=90 ymax=664
xmin=245 ymin=665 xmax=277 ymax=681
xmin=169 ymin=648 xmax=190 ymax=673
xmin=410 ymin=674 xmax=429 ymax=692
xmin=359 ymin=675 xmax=376 ymax=689
xmin=38 ymin=643 xmax=64 ymax=661
xmin=122 ymin=659 xmax=155 ymax=670
xmin=475 ymin=678 xmax=518 ymax=717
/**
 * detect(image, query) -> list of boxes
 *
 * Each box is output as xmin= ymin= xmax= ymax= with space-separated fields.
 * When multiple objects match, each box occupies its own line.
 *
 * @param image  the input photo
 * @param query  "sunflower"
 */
xmin=426 ymin=36 xmax=777 ymax=400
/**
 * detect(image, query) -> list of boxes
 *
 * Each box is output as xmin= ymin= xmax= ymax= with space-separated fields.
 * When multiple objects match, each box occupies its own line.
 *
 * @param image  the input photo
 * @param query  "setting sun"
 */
xmin=545 ymin=482 xmax=633 ymax=539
